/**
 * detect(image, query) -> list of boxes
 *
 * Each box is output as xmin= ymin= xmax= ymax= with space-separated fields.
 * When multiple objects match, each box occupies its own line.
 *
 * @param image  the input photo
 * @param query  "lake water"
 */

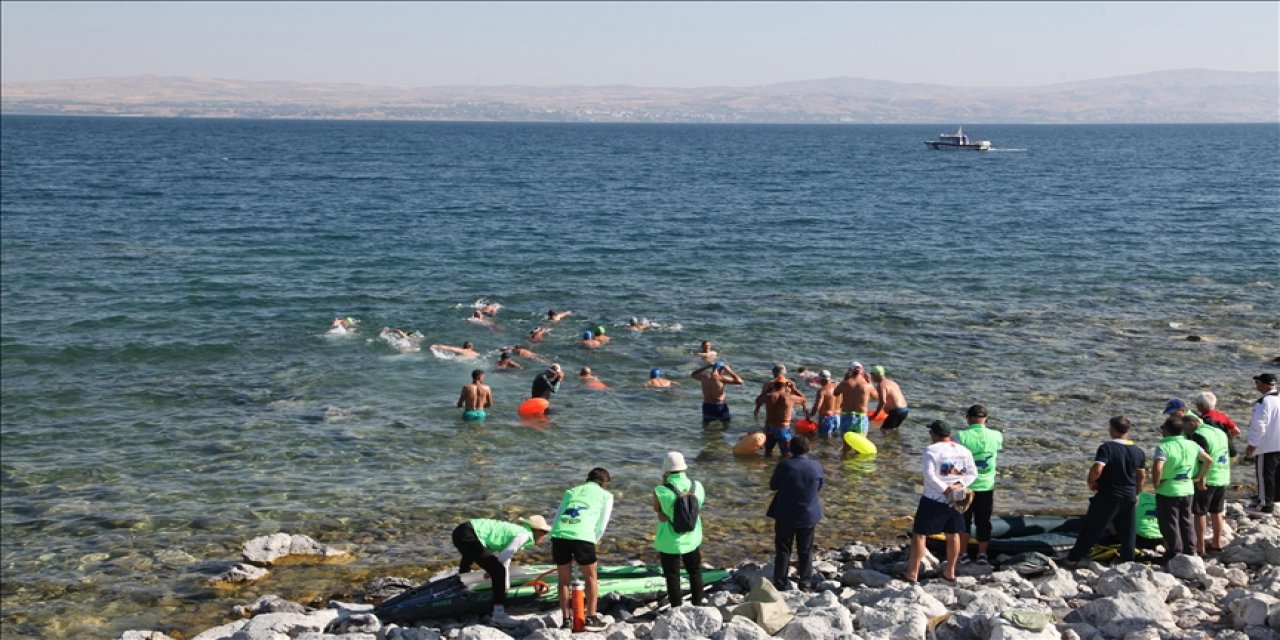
xmin=1 ymin=116 xmax=1276 ymax=638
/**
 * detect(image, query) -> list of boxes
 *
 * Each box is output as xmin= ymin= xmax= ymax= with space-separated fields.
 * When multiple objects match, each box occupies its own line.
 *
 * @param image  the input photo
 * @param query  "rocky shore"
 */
xmin=122 ymin=503 xmax=1278 ymax=640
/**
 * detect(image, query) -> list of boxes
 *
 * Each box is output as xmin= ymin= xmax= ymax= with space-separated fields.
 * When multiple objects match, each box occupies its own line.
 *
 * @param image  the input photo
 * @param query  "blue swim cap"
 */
xmin=583 ymin=331 xmax=593 ymax=340
xmin=650 ymin=368 xmax=662 ymax=378
xmin=714 ymin=360 xmax=726 ymax=371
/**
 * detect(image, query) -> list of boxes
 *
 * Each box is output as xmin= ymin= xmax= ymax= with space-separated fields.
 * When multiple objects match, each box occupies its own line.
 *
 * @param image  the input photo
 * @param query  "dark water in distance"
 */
xmin=2 ymin=116 xmax=1277 ymax=638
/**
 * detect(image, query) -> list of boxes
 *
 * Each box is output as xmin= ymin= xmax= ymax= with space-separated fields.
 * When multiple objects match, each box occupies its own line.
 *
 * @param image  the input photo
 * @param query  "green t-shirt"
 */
xmin=1135 ymin=492 xmax=1161 ymax=540
xmin=551 ymin=481 xmax=614 ymax=543
xmin=1191 ymin=424 xmax=1231 ymax=487
xmin=955 ymin=423 xmax=1003 ymax=492
xmin=653 ymin=472 xmax=705 ymax=555
xmin=1154 ymin=435 xmax=1201 ymax=498
xmin=468 ymin=519 xmax=533 ymax=554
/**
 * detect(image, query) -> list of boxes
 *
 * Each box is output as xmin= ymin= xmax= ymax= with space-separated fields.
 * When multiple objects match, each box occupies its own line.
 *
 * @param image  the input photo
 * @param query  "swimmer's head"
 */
xmin=650 ymin=368 xmax=662 ymax=379
xmin=819 ymin=370 xmax=832 ymax=382
xmin=549 ymin=363 xmax=562 ymax=374
xmin=870 ymin=365 xmax=886 ymax=378
xmin=471 ymin=369 xmax=485 ymax=382
xmin=849 ymin=360 xmax=864 ymax=373
xmin=582 ymin=331 xmax=594 ymax=340
xmin=631 ymin=317 xmax=639 ymax=324
xmin=463 ymin=341 xmax=473 ymax=349
xmin=701 ymin=340 xmax=711 ymax=349
xmin=580 ymin=367 xmax=592 ymax=376
xmin=595 ymin=326 xmax=606 ymax=335
xmin=499 ymin=351 xmax=511 ymax=361
xmin=772 ymin=364 xmax=786 ymax=377
xmin=797 ymin=367 xmax=809 ymax=374
xmin=714 ymin=360 xmax=726 ymax=371
xmin=346 ymin=316 xmax=355 ymax=323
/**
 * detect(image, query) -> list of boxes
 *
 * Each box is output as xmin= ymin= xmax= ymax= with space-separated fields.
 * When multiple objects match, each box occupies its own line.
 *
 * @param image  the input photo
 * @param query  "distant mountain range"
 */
xmin=2 ymin=69 xmax=1276 ymax=124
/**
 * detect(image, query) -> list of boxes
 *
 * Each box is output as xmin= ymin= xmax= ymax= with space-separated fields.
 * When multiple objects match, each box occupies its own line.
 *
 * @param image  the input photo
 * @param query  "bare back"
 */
xmin=813 ymin=382 xmax=840 ymax=417
xmin=756 ymin=389 xmax=805 ymax=426
xmin=458 ymin=383 xmax=492 ymax=411
xmin=835 ymin=376 xmax=876 ymax=413
xmin=876 ymin=377 xmax=907 ymax=411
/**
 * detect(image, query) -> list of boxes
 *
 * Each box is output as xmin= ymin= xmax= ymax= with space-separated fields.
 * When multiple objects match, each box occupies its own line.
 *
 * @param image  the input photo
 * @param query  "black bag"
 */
xmin=663 ymin=480 xmax=701 ymax=533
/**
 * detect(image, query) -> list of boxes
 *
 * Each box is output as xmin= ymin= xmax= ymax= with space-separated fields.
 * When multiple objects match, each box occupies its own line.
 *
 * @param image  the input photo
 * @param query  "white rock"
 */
xmin=803 ymin=590 xmax=842 ymax=609
xmin=651 ymin=606 xmax=723 ymax=639
xmin=455 ymin=627 xmax=516 ymax=640
xmin=776 ymin=607 xmax=854 ymax=640
xmin=191 ymin=620 xmax=249 ymax=640
xmin=1073 ymin=592 xmax=1175 ymax=638
xmin=229 ymin=611 xmax=331 ymax=640
xmin=1229 ymin=593 xmax=1280 ymax=629
xmin=840 ymin=569 xmax=894 ymax=588
xmin=233 ymin=595 xmax=308 ymax=617
xmin=384 ymin=628 xmax=444 ymax=640
xmin=241 ymin=533 xmax=349 ymax=566
xmin=716 ymin=616 xmax=772 ymax=640
xmin=1119 ymin=629 xmax=1161 ymax=640
xmin=1033 ymin=569 xmax=1079 ymax=599
xmin=990 ymin=619 xmax=1059 ymax=640
xmin=207 ymin=563 xmax=269 ymax=585
xmin=1093 ymin=563 xmax=1174 ymax=602
xmin=1167 ymin=554 xmax=1208 ymax=582
xmin=120 ymin=632 xmax=178 ymax=640
xmin=1221 ymin=523 xmax=1280 ymax=567
xmin=922 ymin=583 xmax=957 ymax=606
xmin=328 ymin=612 xmax=381 ymax=635
xmin=855 ymin=608 xmax=928 ymax=640
xmin=963 ymin=589 xmax=1019 ymax=617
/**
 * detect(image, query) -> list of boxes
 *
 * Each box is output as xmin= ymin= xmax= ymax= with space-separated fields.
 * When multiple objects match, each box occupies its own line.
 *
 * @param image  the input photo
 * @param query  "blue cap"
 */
xmin=582 ymin=331 xmax=594 ymax=340
xmin=1163 ymin=398 xmax=1186 ymax=415
xmin=714 ymin=360 xmax=726 ymax=371
xmin=650 ymin=368 xmax=662 ymax=378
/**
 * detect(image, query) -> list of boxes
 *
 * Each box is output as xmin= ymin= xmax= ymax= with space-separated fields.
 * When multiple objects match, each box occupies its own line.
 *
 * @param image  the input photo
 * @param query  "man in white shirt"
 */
xmin=904 ymin=420 xmax=977 ymax=583
xmin=1246 ymin=373 xmax=1280 ymax=513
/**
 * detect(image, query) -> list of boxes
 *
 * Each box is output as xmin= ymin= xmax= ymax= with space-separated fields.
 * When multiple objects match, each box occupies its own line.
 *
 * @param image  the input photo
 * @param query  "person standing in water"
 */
xmin=754 ymin=380 xmax=809 ymax=457
xmin=870 ymin=365 xmax=909 ymax=430
xmin=811 ymin=370 xmax=840 ymax=438
xmin=834 ymin=363 xmax=876 ymax=448
xmin=645 ymin=368 xmax=679 ymax=389
xmin=457 ymin=369 xmax=493 ymax=421
xmin=691 ymin=360 xmax=743 ymax=427
xmin=532 ymin=364 xmax=564 ymax=400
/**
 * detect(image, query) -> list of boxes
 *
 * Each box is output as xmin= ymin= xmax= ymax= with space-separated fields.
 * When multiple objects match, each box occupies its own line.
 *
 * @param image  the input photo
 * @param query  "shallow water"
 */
xmin=1 ymin=117 xmax=1276 ymax=638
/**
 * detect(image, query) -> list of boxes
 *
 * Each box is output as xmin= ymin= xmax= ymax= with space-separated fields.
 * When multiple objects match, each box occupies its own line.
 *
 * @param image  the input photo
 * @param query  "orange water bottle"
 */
xmin=570 ymin=579 xmax=585 ymax=632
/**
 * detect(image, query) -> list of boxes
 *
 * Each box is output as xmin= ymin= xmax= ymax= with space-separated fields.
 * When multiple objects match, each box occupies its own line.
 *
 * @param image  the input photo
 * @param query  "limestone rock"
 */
xmin=716 ymin=616 xmax=772 ymax=640
xmin=456 ymin=627 xmax=516 ymax=640
xmin=207 ymin=563 xmax=269 ymax=586
xmin=776 ymin=606 xmax=854 ymax=640
xmin=363 ymin=576 xmax=416 ymax=601
xmin=1168 ymin=554 xmax=1208 ymax=583
xmin=228 ymin=611 xmax=331 ymax=639
xmin=651 ymin=606 xmax=723 ymax=639
xmin=1221 ymin=523 xmax=1280 ymax=568
xmin=840 ymin=569 xmax=893 ymax=588
xmin=120 ymin=632 xmax=178 ymax=640
xmin=1033 ymin=569 xmax=1079 ymax=599
xmin=191 ymin=620 xmax=249 ymax=640
xmin=1072 ymin=592 xmax=1175 ymax=638
xmin=1094 ymin=563 xmax=1174 ymax=602
xmin=232 ymin=595 xmax=308 ymax=617
xmin=241 ymin=533 xmax=349 ymax=566
xmin=964 ymin=589 xmax=1019 ymax=617
xmin=1229 ymin=593 xmax=1280 ymax=630
xmin=990 ymin=619 xmax=1059 ymax=640
xmin=328 ymin=612 xmax=381 ymax=635
xmin=384 ymin=628 xmax=444 ymax=640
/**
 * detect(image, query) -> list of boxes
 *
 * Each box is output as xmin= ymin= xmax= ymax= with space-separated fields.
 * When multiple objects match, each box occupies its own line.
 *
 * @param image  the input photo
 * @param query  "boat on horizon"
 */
xmin=924 ymin=126 xmax=992 ymax=151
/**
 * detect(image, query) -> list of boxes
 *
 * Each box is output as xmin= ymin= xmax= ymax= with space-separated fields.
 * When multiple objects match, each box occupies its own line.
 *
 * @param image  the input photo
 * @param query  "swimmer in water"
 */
xmin=468 ymin=310 xmax=495 ymax=328
xmin=580 ymin=331 xmax=602 ymax=349
xmin=380 ymin=327 xmax=422 ymax=353
xmin=431 ymin=341 xmax=480 ymax=358
xmin=457 ymin=369 xmax=493 ymax=421
xmin=629 ymin=317 xmax=651 ymax=332
xmin=579 ymin=367 xmax=609 ymax=390
xmin=795 ymin=367 xmax=822 ymax=388
xmin=592 ymin=325 xmax=611 ymax=345
xmin=478 ymin=302 xmax=501 ymax=317
xmin=496 ymin=350 xmax=524 ymax=371
xmin=547 ymin=309 xmax=573 ymax=323
xmin=510 ymin=344 xmax=545 ymax=363
xmin=696 ymin=340 xmax=717 ymax=361
xmin=330 ymin=316 xmax=358 ymax=332
xmin=645 ymin=368 xmax=679 ymax=389
xmin=529 ymin=326 xmax=548 ymax=342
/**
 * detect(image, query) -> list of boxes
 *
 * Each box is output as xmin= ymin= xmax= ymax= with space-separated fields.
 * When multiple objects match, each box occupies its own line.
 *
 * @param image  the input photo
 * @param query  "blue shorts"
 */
xmin=839 ymin=412 xmax=869 ymax=435
xmin=819 ymin=416 xmax=840 ymax=436
xmin=912 ymin=496 xmax=964 ymax=535
xmin=764 ymin=424 xmax=793 ymax=455
xmin=702 ymin=402 xmax=731 ymax=423
xmin=462 ymin=410 xmax=487 ymax=421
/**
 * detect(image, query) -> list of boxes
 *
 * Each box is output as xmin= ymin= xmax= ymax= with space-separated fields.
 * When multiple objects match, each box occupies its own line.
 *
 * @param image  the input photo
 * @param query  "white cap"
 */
xmin=661 ymin=451 xmax=687 ymax=474
xmin=820 ymin=370 xmax=832 ymax=380
xmin=549 ymin=363 xmax=562 ymax=373
xmin=849 ymin=360 xmax=864 ymax=371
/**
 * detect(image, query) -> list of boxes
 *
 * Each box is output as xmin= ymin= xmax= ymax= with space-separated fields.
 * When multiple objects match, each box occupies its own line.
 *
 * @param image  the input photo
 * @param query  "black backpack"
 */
xmin=663 ymin=480 xmax=701 ymax=533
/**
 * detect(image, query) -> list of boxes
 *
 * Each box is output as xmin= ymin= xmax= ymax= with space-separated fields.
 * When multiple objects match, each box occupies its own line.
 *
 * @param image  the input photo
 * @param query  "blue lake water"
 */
xmin=1 ymin=116 xmax=1277 ymax=638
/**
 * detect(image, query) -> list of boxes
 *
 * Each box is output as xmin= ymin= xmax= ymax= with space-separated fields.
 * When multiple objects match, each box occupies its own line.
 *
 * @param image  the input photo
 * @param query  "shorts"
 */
xmin=1192 ymin=485 xmax=1226 ymax=515
xmin=701 ymin=402 xmax=731 ymax=423
xmin=462 ymin=410 xmax=487 ymax=421
xmin=839 ymin=412 xmax=869 ymax=435
xmin=880 ymin=407 xmax=909 ymax=430
xmin=551 ymin=537 xmax=597 ymax=566
xmin=764 ymin=424 xmax=794 ymax=455
xmin=911 ymin=496 xmax=964 ymax=535
xmin=819 ymin=416 xmax=840 ymax=436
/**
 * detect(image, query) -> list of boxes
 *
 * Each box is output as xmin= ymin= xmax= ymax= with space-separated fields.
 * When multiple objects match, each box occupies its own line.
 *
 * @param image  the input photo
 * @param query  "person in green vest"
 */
xmin=1134 ymin=491 xmax=1163 ymax=549
xmin=550 ymin=467 xmax=614 ymax=631
xmin=1152 ymin=413 xmax=1213 ymax=560
xmin=955 ymin=404 xmax=1004 ymax=565
xmin=652 ymin=451 xmax=705 ymax=608
xmin=450 ymin=514 xmax=552 ymax=627
xmin=1179 ymin=402 xmax=1232 ymax=553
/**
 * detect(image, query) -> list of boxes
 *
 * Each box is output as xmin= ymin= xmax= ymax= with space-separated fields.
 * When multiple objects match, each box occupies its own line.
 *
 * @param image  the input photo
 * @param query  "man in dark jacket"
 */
xmin=766 ymin=436 xmax=823 ymax=590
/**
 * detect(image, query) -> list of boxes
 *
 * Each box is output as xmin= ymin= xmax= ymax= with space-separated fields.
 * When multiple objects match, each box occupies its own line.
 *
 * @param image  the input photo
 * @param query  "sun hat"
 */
xmin=1163 ymin=398 xmax=1186 ymax=415
xmin=523 ymin=515 xmax=552 ymax=532
xmin=661 ymin=451 xmax=687 ymax=474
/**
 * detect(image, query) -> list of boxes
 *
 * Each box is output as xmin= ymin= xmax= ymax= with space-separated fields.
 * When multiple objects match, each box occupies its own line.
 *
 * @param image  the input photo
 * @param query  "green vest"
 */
xmin=1155 ymin=435 xmax=1199 ymax=498
xmin=955 ymin=423 xmax=1003 ymax=492
xmin=1135 ymin=492 xmax=1161 ymax=540
xmin=551 ymin=482 xmax=612 ymax=543
xmin=468 ymin=519 xmax=533 ymax=553
xmin=1192 ymin=424 xmax=1231 ymax=487
xmin=653 ymin=472 xmax=705 ymax=555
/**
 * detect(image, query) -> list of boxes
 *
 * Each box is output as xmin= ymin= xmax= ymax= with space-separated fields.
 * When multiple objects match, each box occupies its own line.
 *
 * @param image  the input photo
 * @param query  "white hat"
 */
xmin=549 ymin=363 xmax=562 ymax=373
xmin=523 ymin=515 xmax=552 ymax=532
xmin=819 ymin=370 xmax=832 ymax=380
xmin=849 ymin=360 xmax=864 ymax=372
xmin=661 ymin=451 xmax=687 ymax=474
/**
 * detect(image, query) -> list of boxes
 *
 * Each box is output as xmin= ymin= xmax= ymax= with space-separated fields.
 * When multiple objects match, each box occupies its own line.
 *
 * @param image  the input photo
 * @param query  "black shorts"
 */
xmin=1192 ymin=485 xmax=1226 ymax=515
xmin=551 ymin=537 xmax=597 ymax=566
xmin=912 ymin=496 xmax=964 ymax=535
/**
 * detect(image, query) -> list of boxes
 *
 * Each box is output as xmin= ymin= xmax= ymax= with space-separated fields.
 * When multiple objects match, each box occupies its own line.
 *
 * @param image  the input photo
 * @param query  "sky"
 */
xmin=1 ymin=1 xmax=1276 ymax=88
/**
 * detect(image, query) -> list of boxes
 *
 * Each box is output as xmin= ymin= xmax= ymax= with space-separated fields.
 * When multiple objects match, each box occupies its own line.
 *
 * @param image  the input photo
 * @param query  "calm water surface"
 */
xmin=1 ymin=117 xmax=1277 ymax=638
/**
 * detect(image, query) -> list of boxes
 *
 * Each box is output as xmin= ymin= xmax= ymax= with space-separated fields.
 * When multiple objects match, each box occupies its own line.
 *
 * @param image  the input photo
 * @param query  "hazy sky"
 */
xmin=2 ymin=1 xmax=1276 ymax=88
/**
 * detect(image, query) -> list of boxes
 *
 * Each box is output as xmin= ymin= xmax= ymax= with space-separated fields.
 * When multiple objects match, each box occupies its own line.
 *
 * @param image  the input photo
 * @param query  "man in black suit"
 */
xmin=766 ymin=436 xmax=824 ymax=590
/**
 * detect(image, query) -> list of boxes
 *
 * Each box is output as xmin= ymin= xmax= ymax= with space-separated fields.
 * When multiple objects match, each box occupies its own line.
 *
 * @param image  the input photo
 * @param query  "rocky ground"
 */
xmin=122 ymin=502 xmax=1279 ymax=640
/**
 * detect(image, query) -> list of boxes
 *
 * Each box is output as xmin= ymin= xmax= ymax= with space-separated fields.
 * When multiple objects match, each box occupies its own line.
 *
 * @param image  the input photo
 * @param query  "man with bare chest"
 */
xmin=691 ymin=360 xmax=743 ymax=427
xmin=458 ymin=369 xmax=493 ymax=421
xmin=834 ymin=363 xmax=877 ymax=437
xmin=755 ymin=381 xmax=809 ymax=457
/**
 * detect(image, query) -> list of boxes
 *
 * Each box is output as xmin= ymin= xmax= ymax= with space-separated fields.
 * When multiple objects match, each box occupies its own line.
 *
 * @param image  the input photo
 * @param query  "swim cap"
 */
xmin=871 ymin=365 xmax=886 ymax=376
xmin=550 ymin=363 xmax=562 ymax=373
xmin=582 ymin=331 xmax=594 ymax=340
xmin=849 ymin=360 xmax=864 ymax=372
xmin=631 ymin=317 xmax=639 ymax=324
xmin=346 ymin=316 xmax=355 ymax=323
xmin=650 ymin=368 xmax=662 ymax=378
xmin=714 ymin=360 xmax=726 ymax=371
xmin=820 ymin=370 xmax=832 ymax=381
xmin=595 ymin=326 xmax=606 ymax=335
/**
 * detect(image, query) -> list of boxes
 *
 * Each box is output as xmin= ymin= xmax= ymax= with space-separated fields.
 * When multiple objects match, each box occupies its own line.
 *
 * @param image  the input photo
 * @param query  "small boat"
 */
xmin=374 ymin=563 xmax=730 ymax=624
xmin=924 ymin=126 xmax=991 ymax=151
